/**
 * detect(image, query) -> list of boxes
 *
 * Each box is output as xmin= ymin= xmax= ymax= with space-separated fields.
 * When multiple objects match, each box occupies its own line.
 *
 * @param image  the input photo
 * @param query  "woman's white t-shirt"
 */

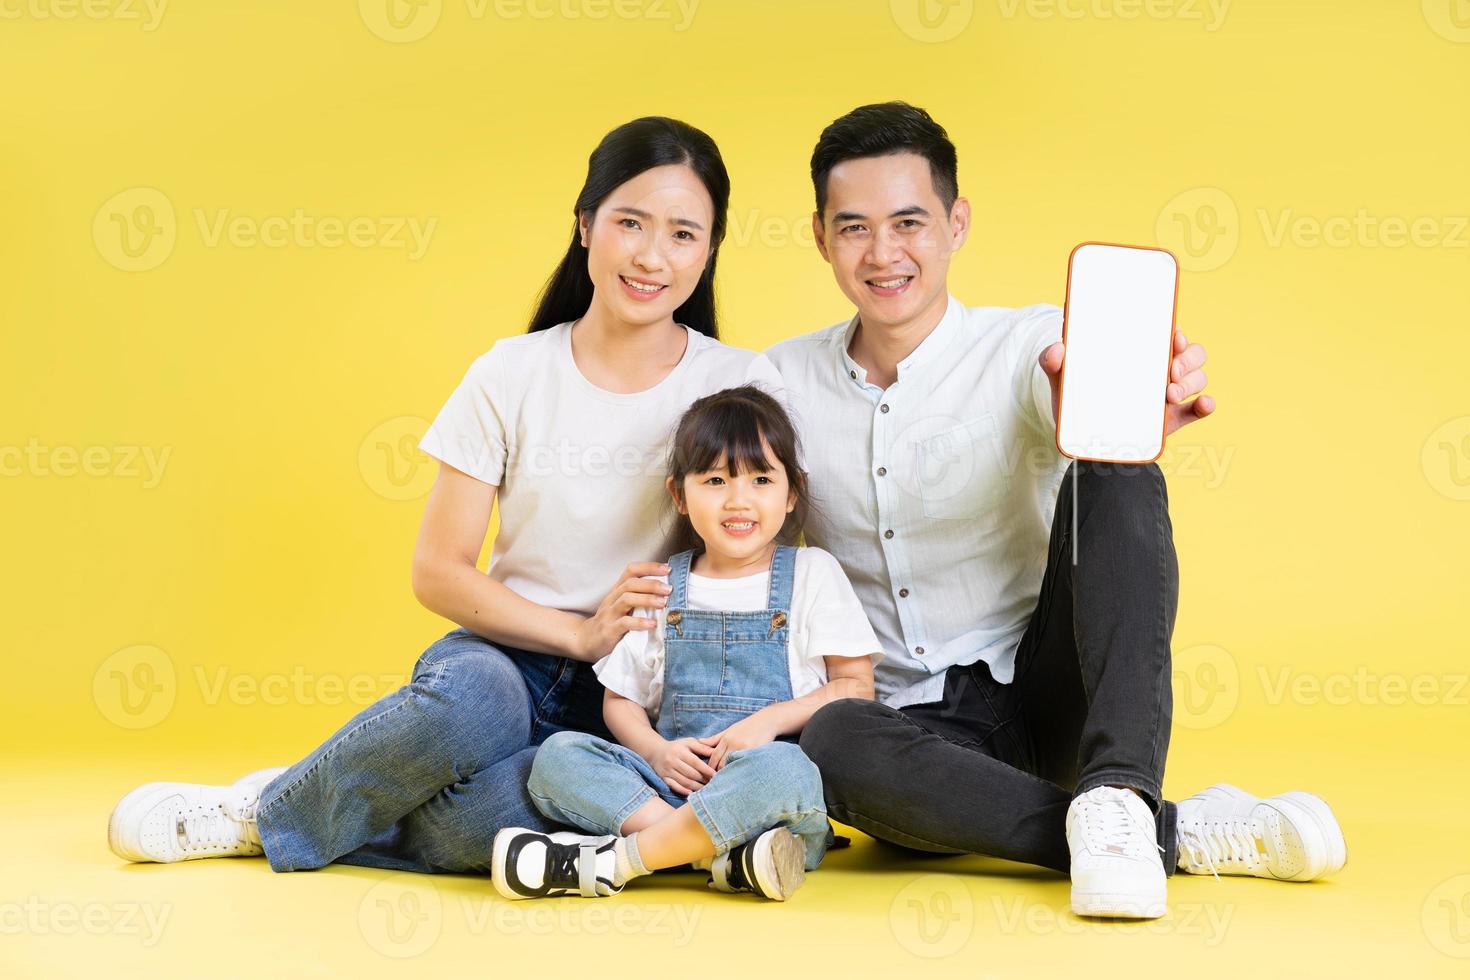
xmin=594 ymin=547 xmax=883 ymax=721
xmin=418 ymin=321 xmax=784 ymax=617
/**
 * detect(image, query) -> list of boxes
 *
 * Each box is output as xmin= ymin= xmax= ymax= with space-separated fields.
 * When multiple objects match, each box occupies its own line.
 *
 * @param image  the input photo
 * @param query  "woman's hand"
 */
xmin=572 ymin=562 xmax=672 ymax=662
xmin=700 ymin=711 xmax=782 ymax=772
xmin=646 ymin=736 xmax=717 ymax=796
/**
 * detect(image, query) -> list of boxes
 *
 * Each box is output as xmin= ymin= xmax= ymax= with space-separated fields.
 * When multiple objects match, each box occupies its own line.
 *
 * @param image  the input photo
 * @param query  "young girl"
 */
xmin=492 ymin=385 xmax=882 ymax=902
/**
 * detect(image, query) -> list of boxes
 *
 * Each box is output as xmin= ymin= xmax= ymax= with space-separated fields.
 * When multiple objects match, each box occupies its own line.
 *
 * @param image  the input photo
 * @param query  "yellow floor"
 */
xmin=5 ymin=704 xmax=1465 ymax=979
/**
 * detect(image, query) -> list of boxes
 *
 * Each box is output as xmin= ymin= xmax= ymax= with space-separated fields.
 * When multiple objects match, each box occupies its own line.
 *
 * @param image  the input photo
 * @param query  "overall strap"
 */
xmin=666 ymin=550 xmax=696 ymax=608
xmin=765 ymin=544 xmax=798 ymax=612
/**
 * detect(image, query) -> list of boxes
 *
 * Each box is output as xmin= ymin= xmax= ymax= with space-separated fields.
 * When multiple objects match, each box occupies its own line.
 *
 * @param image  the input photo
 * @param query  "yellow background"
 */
xmin=3 ymin=0 xmax=1468 ymax=976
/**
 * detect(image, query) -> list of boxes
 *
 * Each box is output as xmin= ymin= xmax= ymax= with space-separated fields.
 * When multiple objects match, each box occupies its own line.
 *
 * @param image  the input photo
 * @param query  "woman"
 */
xmin=107 ymin=116 xmax=783 ymax=874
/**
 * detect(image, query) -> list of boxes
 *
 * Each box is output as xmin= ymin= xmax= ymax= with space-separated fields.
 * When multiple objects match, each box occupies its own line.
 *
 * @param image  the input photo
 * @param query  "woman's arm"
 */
xmin=410 ymin=462 xmax=669 ymax=662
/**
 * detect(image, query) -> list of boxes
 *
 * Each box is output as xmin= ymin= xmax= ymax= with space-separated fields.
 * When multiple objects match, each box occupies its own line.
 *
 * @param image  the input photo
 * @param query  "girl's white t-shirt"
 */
xmin=593 ymin=547 xmax=883 ymax=721
xmin=418 ymin=321 xmax=784 ymax=617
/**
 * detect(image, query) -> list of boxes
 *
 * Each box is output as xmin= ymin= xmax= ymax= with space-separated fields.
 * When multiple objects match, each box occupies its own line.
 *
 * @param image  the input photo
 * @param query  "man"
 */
xmin=766 ymin=102 xmax=1346 ymax=919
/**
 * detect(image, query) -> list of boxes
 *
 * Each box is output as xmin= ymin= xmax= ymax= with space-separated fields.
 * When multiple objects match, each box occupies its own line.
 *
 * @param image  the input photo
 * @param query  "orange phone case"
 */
xmin=1054 ymin=240 xmax=1180 ymax=465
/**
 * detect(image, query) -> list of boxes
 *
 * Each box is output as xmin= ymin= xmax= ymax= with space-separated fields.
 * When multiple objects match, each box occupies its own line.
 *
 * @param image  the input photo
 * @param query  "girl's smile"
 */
xmin=719 ymin=519 xmax=757 ymax=537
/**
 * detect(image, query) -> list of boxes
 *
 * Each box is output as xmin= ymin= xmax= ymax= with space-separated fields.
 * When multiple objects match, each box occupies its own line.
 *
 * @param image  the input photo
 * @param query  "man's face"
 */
xmin=813 ymin=151 xmax=969 ymax=332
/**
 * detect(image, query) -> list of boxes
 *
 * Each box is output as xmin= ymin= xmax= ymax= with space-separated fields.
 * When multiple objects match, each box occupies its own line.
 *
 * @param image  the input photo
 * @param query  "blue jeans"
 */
xmin=528 ymin=731 xmax=832 ymax=870
xmin=255 ymin=628 xmax=609 ymax=874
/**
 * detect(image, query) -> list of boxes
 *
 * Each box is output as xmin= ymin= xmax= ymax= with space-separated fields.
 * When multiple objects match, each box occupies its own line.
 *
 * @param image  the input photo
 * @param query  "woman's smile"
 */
xmin=618 ymin=274 xmax=669 ymax=300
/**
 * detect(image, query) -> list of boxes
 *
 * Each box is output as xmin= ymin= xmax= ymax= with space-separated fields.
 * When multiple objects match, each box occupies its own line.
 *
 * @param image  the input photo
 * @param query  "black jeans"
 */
xmin=800 ymin=460 xmax=1180 ymax=874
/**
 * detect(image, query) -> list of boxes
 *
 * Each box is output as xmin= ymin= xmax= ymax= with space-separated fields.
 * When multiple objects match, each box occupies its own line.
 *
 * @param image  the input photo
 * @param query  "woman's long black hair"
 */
xmin=527 ymin=116 xmax=730 ymax=339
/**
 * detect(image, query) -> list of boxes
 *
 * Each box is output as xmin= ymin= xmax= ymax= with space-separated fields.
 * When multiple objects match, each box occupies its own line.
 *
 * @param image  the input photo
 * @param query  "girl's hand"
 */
xmin=701 ymin=712 xmax=782 ymax=772
xmin=573 ymin=562 xmax=671 ymax=662
xmin=647 ymin=736 xmax=717 ymax=796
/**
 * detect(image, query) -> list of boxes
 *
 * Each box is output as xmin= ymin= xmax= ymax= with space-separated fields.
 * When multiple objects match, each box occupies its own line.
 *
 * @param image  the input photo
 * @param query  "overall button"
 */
xmin=770 ymin=611 xmax=788 ymax=630
xmin=666 ymin=610 xmax=682 ymax=626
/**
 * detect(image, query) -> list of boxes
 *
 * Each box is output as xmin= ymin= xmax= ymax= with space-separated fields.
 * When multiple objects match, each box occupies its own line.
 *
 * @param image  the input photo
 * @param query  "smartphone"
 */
xmin=1055 ymin=241 xmax=1180 ymax=463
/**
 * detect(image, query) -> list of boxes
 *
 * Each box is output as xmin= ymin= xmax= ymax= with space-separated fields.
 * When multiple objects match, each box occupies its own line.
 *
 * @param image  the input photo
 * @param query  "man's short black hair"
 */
xmin=810 ymin=101 xmax=959 ymax=217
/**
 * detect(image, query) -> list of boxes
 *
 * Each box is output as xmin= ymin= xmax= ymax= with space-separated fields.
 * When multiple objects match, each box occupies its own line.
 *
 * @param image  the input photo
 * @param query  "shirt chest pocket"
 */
xmin=912 ymin=413 xmax=1013 ymax=521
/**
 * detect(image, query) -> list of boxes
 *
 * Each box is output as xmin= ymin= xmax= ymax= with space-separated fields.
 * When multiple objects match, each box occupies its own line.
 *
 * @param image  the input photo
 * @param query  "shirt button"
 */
xmin=877 ymin=466 xmax=887 ymax=477
xmin=915 ymin=646 xmax=925 ymax=656
xmin=884 ymin=529 xmax=894 ymax=539
xmin=899 ymin=588 xmax=909 ymax=598
xmin=880 ymin=404 xmax=890 ymax=414
xmin=849 ymin=370 xmax=857 ymax=380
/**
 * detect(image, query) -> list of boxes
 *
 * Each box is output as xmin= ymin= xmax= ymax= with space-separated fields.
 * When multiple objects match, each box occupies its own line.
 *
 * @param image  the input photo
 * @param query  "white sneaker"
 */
xmin=1176 ymin=783 xmax=1347 ymax=881
xmin=706 ymin=827 xmax=808 ymax=901
xmin=107 ymin=766 xmax=287 ymax=864
xmin=491 ymin=828 xmax=621 ymax=900
xmin=1066 ymin=786 xmax=1167 ymax=918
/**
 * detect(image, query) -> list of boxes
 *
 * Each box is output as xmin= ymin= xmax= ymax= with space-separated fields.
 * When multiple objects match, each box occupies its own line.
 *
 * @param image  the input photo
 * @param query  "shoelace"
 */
xmin=1177 ymin=815 xmax=1262 ymax=879
xmin=1082 ymin=790 xmax=1164 ymax=860
xmin=545 ymin=840 xmax=616 ymax=897
xmin=177 ymin=800 xmax=255 ymax=852
xmin=545 ymin=841 xmax=583 ymax=891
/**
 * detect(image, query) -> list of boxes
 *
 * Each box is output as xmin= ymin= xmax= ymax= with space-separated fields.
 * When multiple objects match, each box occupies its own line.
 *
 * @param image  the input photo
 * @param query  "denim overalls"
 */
xmin=528 ymin=546 xmax=832 ymax=869
xmin=657 ymin=544 xmax=800 ymax=741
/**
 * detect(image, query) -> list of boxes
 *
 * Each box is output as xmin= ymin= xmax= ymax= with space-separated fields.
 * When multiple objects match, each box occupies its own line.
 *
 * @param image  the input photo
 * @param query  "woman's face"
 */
xmin=579 ymin=164 xmax=715 ymax=329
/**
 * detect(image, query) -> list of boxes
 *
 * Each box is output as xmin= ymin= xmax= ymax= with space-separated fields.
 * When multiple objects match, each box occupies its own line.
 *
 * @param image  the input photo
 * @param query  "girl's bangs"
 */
xmin=683 ymin=404 xmax=774 ymax=475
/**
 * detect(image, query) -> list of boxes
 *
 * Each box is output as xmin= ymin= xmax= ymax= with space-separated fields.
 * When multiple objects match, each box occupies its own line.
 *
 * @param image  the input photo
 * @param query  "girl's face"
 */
xmin=580 ymin=164 xmax=715 ymax=330
xmin=670 ymin=439 xmax=797 ymax=571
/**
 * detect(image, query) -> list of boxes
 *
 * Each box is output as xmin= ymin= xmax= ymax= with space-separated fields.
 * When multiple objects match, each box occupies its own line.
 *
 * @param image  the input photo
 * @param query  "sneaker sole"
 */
xmin=749 ymin=828 xmax=807 ymax=901
xmin=1072 ymin=892 xmax=1168 ymax=920
xmin=1272 ymin=791 xmax=1347 ymax=879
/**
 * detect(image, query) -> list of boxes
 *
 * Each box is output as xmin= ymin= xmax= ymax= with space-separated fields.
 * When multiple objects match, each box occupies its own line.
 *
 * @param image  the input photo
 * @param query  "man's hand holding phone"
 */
xmin=1041 ymin=329 xmax=1215 ymax=437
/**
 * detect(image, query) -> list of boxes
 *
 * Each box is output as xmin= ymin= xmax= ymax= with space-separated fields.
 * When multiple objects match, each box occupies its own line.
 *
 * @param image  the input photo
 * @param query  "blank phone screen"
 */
xmin=1056 ymin=243 xmax=1179 ymax=463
